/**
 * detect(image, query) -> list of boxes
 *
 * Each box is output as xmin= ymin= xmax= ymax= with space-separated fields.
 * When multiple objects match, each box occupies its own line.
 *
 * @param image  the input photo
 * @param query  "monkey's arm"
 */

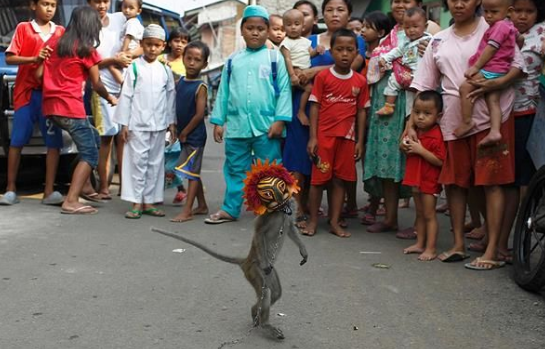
xmin=288 ymin=223 xmax=308 ymax=266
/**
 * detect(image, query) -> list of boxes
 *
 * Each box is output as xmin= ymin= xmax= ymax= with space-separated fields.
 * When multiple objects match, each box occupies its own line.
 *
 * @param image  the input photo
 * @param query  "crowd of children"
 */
xmin=2 ymin=0 xmax=545 ymax=271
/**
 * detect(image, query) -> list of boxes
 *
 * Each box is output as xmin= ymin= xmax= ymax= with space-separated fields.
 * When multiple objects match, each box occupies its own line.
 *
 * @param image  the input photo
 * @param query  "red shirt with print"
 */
xmin=6 ymin=21 xmax=65 ymax=110
xmin=309 ymin=67 xmax=369 ymax=141
xmin=42 ymin=38 xmax=102 ymax=118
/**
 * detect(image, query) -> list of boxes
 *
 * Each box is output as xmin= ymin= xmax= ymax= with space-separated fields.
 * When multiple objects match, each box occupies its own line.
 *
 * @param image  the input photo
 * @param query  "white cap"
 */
xmin=143 ymin=24 xmax=166 ymax=41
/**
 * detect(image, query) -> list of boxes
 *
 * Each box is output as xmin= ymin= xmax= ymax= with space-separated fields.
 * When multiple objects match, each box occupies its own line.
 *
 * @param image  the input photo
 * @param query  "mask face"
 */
xmin=257 ymin=177 xmax=290 ymax=212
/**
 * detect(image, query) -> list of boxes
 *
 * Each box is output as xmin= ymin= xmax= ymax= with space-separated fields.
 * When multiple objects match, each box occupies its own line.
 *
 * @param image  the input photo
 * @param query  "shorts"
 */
xmin=439 ymin=115 xmax=515 ymax=188
xmin=513 ymin=114 xmax=536 ymax=186
xmin=480 ymin=69 xmax=506 ymax=80
xmin=49 ymin=116 xmax=100 ymax=168
xmin=175 ymin=144 xmax=204 ymax=181
xmin=91 ymin=91 xmax=121 ymax=136
xmin=10 ymin=90 xmax=63 ymax=148
xmin=311 ymin=136 xmax=356 ymax=186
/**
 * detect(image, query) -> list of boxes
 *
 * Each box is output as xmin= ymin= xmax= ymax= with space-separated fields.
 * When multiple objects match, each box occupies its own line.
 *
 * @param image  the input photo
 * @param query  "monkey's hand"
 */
xmin=264 ymin=265 xmax=273 ymax=275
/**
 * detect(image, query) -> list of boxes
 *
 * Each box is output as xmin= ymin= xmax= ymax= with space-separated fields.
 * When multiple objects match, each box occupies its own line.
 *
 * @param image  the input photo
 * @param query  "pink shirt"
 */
xmin=411 ymin=17 xmax=525 ymax=141
xmin=469 ymin=19 xmax=517 ymax=74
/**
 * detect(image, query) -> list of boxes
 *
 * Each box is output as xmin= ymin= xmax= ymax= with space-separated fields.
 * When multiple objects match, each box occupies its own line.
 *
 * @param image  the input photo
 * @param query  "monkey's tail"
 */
xmin=151 ymin=227 xmax=245 ymax=265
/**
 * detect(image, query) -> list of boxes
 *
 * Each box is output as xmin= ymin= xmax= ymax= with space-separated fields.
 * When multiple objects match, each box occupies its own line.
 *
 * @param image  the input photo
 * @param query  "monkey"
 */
xmin=151 ymin=207 xmax=308 ymax=340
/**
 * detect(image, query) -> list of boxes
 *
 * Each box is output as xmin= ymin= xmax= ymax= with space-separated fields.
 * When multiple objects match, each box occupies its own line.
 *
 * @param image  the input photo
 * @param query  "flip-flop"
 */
xmin=464 ymin=258 xmax=506 ymax=270
xmin=396 ymin=227 xmax=417 ymax=240
xmin=42 ymin=191 xmax=64 ymax=206
xmin=204 ymin=212 xmax=236 ymax=225
xmin=497 ymin=251 xmax=513 ymax=265
xmin=0 ymin=191 xmax=19 ymax=205
xmin=97 ymin=192 xmax=112 ymax=200
xmin=360 ymin=213 xmax=376 ymax=225
xmin=125 ymin=209 xmax=142 ymax=219
xmin=367 ymin=222 xmax=397 ymax=233
xmin=467 ymin=242 xmax=487 ymax=252
xmin=80 ymin=193 xmax=104 ymax=203
xmin=439 ymin=251 xmax=470 ymax=263
xmin=61 ymin=205 xmax=98 ymax=215
xmin=465 ymin=228 xmax=486 ymax=240
xmin=142 ymin=208 xmax=166 ymax=217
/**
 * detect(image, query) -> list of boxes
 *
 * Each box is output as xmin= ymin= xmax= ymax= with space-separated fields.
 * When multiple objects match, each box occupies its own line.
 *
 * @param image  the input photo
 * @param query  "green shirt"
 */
xmin=210 ymin=46 xmax=292 ymax=138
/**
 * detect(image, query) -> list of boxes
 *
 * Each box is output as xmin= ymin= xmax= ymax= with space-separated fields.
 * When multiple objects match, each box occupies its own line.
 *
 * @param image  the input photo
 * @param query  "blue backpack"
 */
xmin=226 ymin=49 xmax=280 ymax=98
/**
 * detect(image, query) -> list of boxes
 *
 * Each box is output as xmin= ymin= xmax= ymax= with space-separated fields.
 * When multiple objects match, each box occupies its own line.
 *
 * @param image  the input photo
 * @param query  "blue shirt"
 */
xmin=176 ymin=77 xmax=207 ymax=147
xmin=210 ymin=46 xmax=292 ymax=138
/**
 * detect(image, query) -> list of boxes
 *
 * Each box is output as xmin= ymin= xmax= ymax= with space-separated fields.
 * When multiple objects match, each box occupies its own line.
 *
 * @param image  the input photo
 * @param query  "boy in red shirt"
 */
xmin=303 ymin=29 xmax=369 ymax=238
xmin=401 ymin=91 xmax=446 ymax=261
xmin=0 ymin=0 xmax=65 ymax=206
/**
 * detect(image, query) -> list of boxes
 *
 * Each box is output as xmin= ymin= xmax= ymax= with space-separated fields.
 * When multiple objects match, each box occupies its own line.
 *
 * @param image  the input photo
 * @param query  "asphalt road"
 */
xmin=1 ymin=133 xmax=544 ymax=349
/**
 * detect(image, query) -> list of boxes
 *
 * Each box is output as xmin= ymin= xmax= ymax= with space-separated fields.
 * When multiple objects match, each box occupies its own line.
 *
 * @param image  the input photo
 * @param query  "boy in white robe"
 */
xmin=113 ymin=24 xmax=176 ymax=218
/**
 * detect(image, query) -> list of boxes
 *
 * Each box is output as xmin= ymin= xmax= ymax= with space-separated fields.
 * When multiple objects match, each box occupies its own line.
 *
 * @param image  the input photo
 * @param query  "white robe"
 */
xmin=113 ymin=57 xmax=176 ymax=204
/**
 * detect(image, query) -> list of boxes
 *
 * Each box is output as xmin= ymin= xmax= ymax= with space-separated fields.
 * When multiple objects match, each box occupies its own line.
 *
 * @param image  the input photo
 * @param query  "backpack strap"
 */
xmin=132 ymin=61 xmax=138 ymax=89
xmin=269 ymin=49 xmax=279 ymax=98
xmin=226 ymin=50 xmax=279 ymax=98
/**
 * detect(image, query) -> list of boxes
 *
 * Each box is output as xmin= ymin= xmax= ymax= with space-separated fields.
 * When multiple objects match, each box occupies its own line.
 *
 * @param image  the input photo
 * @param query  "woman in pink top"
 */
xmin=409 ymin=0 xmax=525 ymax=270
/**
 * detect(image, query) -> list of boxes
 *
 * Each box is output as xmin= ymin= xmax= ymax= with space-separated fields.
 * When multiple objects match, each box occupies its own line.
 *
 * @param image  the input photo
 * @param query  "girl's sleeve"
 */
xmin=410 ymin=39 xmax=440 ymax=91
xmin=209 ymin=63 xmax=229 ymax=126
xmin=274 ymin=51 xmax=293 ymax=122
xmin=84 ymin=50 xmax=103 ymax=69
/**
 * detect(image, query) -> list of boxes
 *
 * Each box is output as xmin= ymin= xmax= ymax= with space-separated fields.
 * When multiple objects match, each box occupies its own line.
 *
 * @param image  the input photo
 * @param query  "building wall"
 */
xmin=257 ymin=0 xmax=320 ymax=16
xmin=365 ymin=0 xmax=451 ymax=28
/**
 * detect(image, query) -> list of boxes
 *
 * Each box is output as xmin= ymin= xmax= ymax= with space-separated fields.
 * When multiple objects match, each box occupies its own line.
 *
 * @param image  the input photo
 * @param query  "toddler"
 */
xmin=113 ymin=24 xmax=176 ymax=219
xmin=347 ymin=17 xmax=363 ymax=36
xmin=376 ymin=7 xmax=432 ymax=116
xmin=170 ymin=41 xmax=210 ymax=223
xmin=108 ymin=0 xmax=144 ymax=84
xmin=456 ymin=0 xmax=517 ymax=146
xmin=302 ymin=29 xmax=369 ymax=238
xmin=268 ymin=14 xmax=286 ymax=47
xmin=401 ymin=91 xmax=446 ymax=261
xmin=279 ymin=9 xmax=324 ymax=126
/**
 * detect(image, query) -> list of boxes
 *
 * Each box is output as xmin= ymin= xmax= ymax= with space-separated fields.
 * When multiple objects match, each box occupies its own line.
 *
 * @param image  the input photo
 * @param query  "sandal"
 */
xmin=465 ymin=228 xmax=486 ymax=240
xmin=142 ymin=207 xmax=166 ymax=217
xmin=125 ymin=209 xmax=142 ymax=219
xmin=396 ymin=227 xmax=416 ymax=240
xmin=341 ymin=207 xmax=358 ymax=218
xmin=360 ymin=213 xmax=376 ymax=225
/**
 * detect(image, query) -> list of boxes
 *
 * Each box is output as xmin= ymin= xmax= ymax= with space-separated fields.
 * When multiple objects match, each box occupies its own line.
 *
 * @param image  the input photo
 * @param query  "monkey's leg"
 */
xmin=260 ymin=271 xmax=285 ymax=340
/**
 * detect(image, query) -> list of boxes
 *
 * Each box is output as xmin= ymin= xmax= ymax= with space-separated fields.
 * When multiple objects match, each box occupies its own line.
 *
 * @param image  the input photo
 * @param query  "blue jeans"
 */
xmin=49 ymin=116 xmax=100 ymax=168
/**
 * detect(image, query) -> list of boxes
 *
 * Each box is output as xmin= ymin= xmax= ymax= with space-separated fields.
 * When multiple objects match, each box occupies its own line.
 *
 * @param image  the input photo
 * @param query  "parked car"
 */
xmin=0 ymin=0 xmax=184 ymax=186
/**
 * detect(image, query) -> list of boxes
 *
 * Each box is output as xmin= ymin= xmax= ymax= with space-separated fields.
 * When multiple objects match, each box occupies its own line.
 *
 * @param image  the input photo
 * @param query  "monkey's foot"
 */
xmin=262 ymin=324 xmax=285 ymax=340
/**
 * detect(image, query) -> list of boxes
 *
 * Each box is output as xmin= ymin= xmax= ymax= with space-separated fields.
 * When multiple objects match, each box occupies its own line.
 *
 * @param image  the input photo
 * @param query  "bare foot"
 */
xmin=398 ymin=198 xmax=410 ymax=209
xmin=403 ymin=244 xmax=425 ymax=254
xmin=418 ymin=250 xmax=437 ymax=261
xmin=301 ymin=221 xmax=317 ymax=236
xmin=170 ymin=213 xmax=193 ymax=222
xmin=478 ymin=129 xmax=502 ymax=147
xmin=453 ymin=120 xmax=475 ymax=138
xmin=191 ymin=206 xmax=209 ymax=215
xmin=329 ymin=222 xmax=351 ymax=238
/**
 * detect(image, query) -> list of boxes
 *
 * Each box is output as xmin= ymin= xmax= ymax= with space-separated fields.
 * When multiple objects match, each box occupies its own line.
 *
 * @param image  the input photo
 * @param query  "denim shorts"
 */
xmin=11 ymin=90 xmax=63 ymax=148
xmin=49 ymin=116 xmax=100 ymax=168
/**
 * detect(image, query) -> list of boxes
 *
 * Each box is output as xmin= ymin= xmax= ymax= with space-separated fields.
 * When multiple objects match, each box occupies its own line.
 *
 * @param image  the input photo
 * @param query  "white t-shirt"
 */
xmin=122 ymin=17 xmax=144 ymax=52
xmin=279 ymin=36 xmax=312 ymax=70
xmin=97 ymin=12 xmax=127 ymax=93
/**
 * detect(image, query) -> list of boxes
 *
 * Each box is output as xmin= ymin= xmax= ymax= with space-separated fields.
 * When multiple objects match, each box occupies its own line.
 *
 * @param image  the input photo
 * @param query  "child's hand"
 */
xmin=316 ymin=45 xmax=326 ymax=55
xmin=290 ymin=74 xmax=300 ymax=86
xmin=464 ymin=66 xmax=479 ymax=79
xmin=354 ymin=142 xmax=364 ymax=161
xmin=298 ymin=72 xmax=309 ymax=86
xmin=107 ymin=95 xmax=118 ymax=106
xmin=36 ymin=46 xmax=53 ymax=62
xmin=297 ymin=110 xmax=310 ymax=126
xmin=417 ymin=38 xmax=430 ymax=57
xmin=405 ymin=138 xmax=424 ymax=155
xmin=120 ymin=126 xmax=129 ymax=143
xmin=307 ymin=137 xmax=317 ymax=158
xmin=115 ymin=52 xmax=132 ymax=68
xmin=213 ymin=125 xmax=224 ymax=143
xmin=268 ymin=121 xmax=284 ymax=138
xmin=169 ymin=124 xmax=177 ymax=144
